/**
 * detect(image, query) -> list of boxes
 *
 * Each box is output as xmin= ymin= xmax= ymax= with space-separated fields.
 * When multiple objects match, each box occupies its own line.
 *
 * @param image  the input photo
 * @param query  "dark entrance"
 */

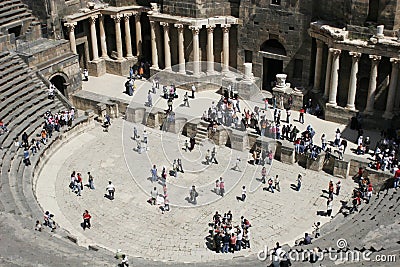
xmin=263 ymin=58 xmax=283 ymax=91
xmin=260 ymin=39 xmax=286 ymax=91
xmin=50 ymin=75 xmax=67 ymax=96
xmin=77 ymin=43 xmax=87 ymax=69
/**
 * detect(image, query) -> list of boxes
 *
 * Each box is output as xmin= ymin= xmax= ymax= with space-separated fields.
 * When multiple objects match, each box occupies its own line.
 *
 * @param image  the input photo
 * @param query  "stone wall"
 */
xmin=238 ymin=1 xmax=313 ymax=89
xmin=163 ymin=0 xmax=231 ymax=18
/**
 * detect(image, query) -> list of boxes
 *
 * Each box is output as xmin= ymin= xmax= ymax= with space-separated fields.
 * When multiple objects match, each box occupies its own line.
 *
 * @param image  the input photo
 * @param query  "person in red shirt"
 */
xmin=229 ymin=233 xmax=237 ymax=253
xmin=367 ymin=183 xmax=373 ymax=202
xmin=299 ymin=108 xmax=305 ymax=124
xmin=394 ymin=169 xmax=400 ymax=189
xmin=82 ymin=210 xmax=91 ymax=230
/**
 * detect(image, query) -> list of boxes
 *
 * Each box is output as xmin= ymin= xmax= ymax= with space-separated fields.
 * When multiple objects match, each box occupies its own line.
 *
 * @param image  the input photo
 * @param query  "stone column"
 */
xmin=346 ymin=52 xmax=361 ymax=110
xmin=206 ymin=25 xmax=215 ymax=73
xmin=65 ymin=22 xmax=77 ymax=54
xmin=89 ymin=16 xmax=99 ymax=61
xmin=328 ymin=48 xmax=341 ymax=106
xmin=150 ymin=20 xmax=158 ymax=69
xmin=364 ymin=55 xmax=381 ymax=115
xmin=222 ymin=24 xmax=230 ymax=72
xmin=313 ymin=39 xmax=324 ymax=92
xmin=175 ymin=23 xmax=185 ymax=74
xmin=112 ymin=15 xmax=124 ymax=61
xmin=395 ymin=77 xmax=400 ymax=113
xmin=323 ymin=48 xmax=333 ymax=99
xmin=124 ymin=14 xmax=133 ymax=58
xmin=99 ymin=15 xmax=108 ymax=59
xmin=190 ymin=26 xmax=201 ymax=75
xmin=134 ymin=12 xmax=142 ymax=57
xmin=160 ymin=22 xmax=171 ymax=70
xmin=383 ymin=58 xmax=400 ymax=119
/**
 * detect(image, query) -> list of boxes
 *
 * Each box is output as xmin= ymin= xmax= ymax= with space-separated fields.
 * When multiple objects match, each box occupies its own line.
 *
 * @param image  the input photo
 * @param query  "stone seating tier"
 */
xmin=0 ymin=82 xmax=42 ymax=117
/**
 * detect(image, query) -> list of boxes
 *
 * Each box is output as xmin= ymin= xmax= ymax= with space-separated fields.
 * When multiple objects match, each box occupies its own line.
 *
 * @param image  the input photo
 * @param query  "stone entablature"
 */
xmin=309 ymin=21 xmax=400 ymax=58
xmin=147 ymin=13 xmax=238 ymax=28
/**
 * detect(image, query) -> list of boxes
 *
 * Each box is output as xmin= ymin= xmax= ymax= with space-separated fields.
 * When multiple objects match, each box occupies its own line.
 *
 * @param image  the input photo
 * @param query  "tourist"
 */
xmin=83 ymin=69 xmax=88 ymax=81
xmin=286 ymin=109 xmax=291 ymax=123
xmin=35 ymin=220 xmax=42 ymax=232
xmin=394 ymin=168 xmax=400 ymax=189
xmin=143 ymin=129 xmax=148 ymax=144
xmin=297 ymin=174 xmax=302 ymax=191
xmin=222 ymin=233 xmax=230 ymax=253
xmin=261 ymin=166 xmax=267 ymax=183
xmin=87 ymin=172 xmax=95 ymax=190
xmin=82 ymin=210 xmax=91 ymax=230
xmin=23 ymin=149 xmax=31 ymax=166
xmin=232 ymin=156 xmax=241 ymax=171
xmin=210 ymin=147 xmax=218 ymax=164
xmin=106 ymin=181 xmax=115 ymax=200
xmin=147 ymin=90 xmax=152 ymax=107
xmin=326 ymin=198 xmax=333 ymax=217
xmin=215 ymin=180 xmax=220 ymax=195
xmin=150 ymin=187 xmax=158 ymax=205
xmin=219 ymin=177 xmax=225 ymax=197
xmin=313 ymin=222 xmax=321 ymax=238
xmin=205 ymin=149 xmax=211 ymax=165
xmin=119 ymin=254 xmax=129 ymax=267
xmin=336 ymin=180 xmax=341 ymax=195
xmin=229 ymin=233 xmax=237 ymax=253
xmin=366 ymin=183 xmax=373 ymax=202
xmin=191 ymin=84 xmax=196 ymax=98
xmin=183 ymin=92 xmax=190 ymax=107
xmin=177 ymin=158 xmax=184 ymax=173
xmin=133 ymin=126 xmax=139 ymax=140
xmin=263 ymin=177 xmax=274 ymax=193
xmin=150 ymin=165 xmax=158 ymax=182
xmin=274 ymin=175 xmax=280 ymax=192
xmin=334 ymin=128 xmax=341 ymax=146
xmin=236 ymin=186 xmax=246 ymax=202
xmin=189 ymin=185 xmax=198 ymax=204
xmin=299 ymin=107 xmax=305 ymax=124
xmin=321 ymin=134 xmax=327 ymax=151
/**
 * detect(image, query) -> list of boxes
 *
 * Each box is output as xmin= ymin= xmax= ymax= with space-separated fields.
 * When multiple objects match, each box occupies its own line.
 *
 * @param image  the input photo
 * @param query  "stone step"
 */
xmin=0 ymin=153 xmax=22 ymax=215
xmin=0 ymin=3 xmax=26 ymax=16
xmin=0 ymin=68 xmax=27 ymax=90
xmin=0 ymin=98 xmax=54 ymax=149
xmin=0 ymin=56 xmax=20 ymax=72
xmin=0 ymin=7 xmax=30 ymax=25
xmin=0 ymin=82 xmax=42 ymax=116
xmin=9 ymin=153 xmax=31 ymax=216
xmin=0 ymin=0 xmax=21 ymax=9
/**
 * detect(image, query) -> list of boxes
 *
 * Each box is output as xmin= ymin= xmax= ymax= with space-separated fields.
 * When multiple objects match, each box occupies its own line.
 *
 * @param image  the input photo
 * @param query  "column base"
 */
xmin=382 ymin=111 xmax=394 ymax=120
xmin=345 ymin=104 xmax=356 ymax=111
xmin=105 ymin=57 xmax=137 ymax=76
xmin=311 ymin=87 xmax=321 ymax=94
xmin=326 ymin=102 xmax=337 ymax=107
xmin=87 ymin=59 xmax=106 ymax=77
xmin=178 ymin=69 xmax=186 ymax=74
xmin=363 ymin=110 xmax=374 ymax=116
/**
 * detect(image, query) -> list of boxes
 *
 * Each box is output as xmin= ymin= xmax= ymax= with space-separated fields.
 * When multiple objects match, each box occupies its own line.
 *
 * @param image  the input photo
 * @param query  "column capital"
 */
xmin=111 ymin=14 xmax=122 ymax=23
xmin=207 ymin=24 xmax=215 ymax=33
xmin=133 ymin=11 xmax=141 ymax=21
xmin=369 ymin=54 xmax=381 ymax=62
xmin=390 ymin=57 xmax=400 ymax=64
xmin=65 ymin=22 xmax=77 ymax=31
xmin=174 ymin=23 xmax=184 ymax=31
xmin=89 ymin=16 xmax=97 ymax=24
xmin=189 ymin=26 xmax=201 ymax=35
xmin=349 ymin=51 xmax=361 ymax=59
xmin=222 ymin=24 xmax=231 ymax=33
xmin=316 ymin=39 xmax=324 ymax=48
xmin=160 ymin=22 xmax=169 ymax=28
xmin=123 ymin=13 xmax=132 ymax=20
xmin=329 ymin=48 xmax=341 ymax=55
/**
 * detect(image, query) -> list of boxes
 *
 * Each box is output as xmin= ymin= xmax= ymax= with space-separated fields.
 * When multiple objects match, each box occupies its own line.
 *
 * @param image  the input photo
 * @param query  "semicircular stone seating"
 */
xmin=291 ymin=188 xmax=400 ymax=266
xmin=0 ymin=50 xmax=115 ymax=265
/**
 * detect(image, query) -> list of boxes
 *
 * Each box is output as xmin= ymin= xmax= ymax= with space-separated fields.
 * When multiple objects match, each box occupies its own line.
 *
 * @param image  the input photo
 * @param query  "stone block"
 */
xmin=125 ymin=106 xmax=146 ymax=123
xmin=280 ymin=141 xmax=295 ymax=164
xmin=306 ymin=152 xmax=325 ymax=172
xmin=212 ymin=126 xmax=230 ymax=146
xmin=229 ymin=129 xmax=248 ymax=151
xmin=146 ymin=110 xmax=160 ymax=128
xmin=333 ymin=158 xmax=350 ymax=178
xmin=105 ymin=58 xmax=137 ymax=77
xmin=325 ymin=105 xmax=357 ymax=125
xmin=87 ymin=59 xmax=106 ymax=77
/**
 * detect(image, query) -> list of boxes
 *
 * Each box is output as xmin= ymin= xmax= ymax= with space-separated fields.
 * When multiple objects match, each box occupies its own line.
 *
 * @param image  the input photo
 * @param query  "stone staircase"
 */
xmin=0 ymin=0 xmax=39 ymax=35
xmin=194 ymin=121 xmax=209 ymax=145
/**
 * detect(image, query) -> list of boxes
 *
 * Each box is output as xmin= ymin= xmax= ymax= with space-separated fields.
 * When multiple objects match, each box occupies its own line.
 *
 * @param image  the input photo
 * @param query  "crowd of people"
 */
xmin=207 ymin=211 xmax=252 ymax=253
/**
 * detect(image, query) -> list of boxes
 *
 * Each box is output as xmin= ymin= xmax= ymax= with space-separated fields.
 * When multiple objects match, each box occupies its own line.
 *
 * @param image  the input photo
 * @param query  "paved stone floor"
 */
xmin=33 ymin=73 xmax=383 ymax=263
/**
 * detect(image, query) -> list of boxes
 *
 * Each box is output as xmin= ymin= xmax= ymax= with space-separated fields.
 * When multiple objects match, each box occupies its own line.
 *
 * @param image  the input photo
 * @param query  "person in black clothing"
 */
xmin=214 ymin=232 xmax=222 ymax=253
xmin=22 ymin=132 xmax=28 ymax=148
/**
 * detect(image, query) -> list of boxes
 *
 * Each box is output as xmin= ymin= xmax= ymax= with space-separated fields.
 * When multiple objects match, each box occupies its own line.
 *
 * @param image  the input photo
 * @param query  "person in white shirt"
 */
xmin=150 ymin=187 xmax=158 ymax=205
xmin=106 ymin=181 xmax=115 ymax=200
xmin=236 ymin=186 xmax=246 ymax=201
xmin=191 ymin=84 xmax=196 ymax=98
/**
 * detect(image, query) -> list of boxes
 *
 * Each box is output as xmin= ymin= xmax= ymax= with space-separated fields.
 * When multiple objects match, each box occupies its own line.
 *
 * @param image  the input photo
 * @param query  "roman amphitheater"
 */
xmin=0 ymin=0 xmax=399 ymax=266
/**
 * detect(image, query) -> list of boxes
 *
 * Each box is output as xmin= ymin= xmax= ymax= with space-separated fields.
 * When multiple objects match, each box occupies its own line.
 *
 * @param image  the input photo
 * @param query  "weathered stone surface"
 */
xmin=333 ymin=158 xmax=350 ymax=178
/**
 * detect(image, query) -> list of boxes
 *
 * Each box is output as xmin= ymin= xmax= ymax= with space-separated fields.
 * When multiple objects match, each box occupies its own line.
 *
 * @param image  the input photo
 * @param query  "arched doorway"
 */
xmin=260 ymin=39 xmax=286 ymax=90
xmin=50 ymin=74 xmax=67 ymax=96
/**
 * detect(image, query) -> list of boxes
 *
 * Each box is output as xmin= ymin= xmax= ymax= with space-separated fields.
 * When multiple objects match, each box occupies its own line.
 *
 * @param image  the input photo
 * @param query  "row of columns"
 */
xmin=313 ymin=40 xmax=400 ymax=119
xmin=150 ymin=21 xmax=231 ymax=75
xmin=66 ymin=12 xmax=143 ymax=62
